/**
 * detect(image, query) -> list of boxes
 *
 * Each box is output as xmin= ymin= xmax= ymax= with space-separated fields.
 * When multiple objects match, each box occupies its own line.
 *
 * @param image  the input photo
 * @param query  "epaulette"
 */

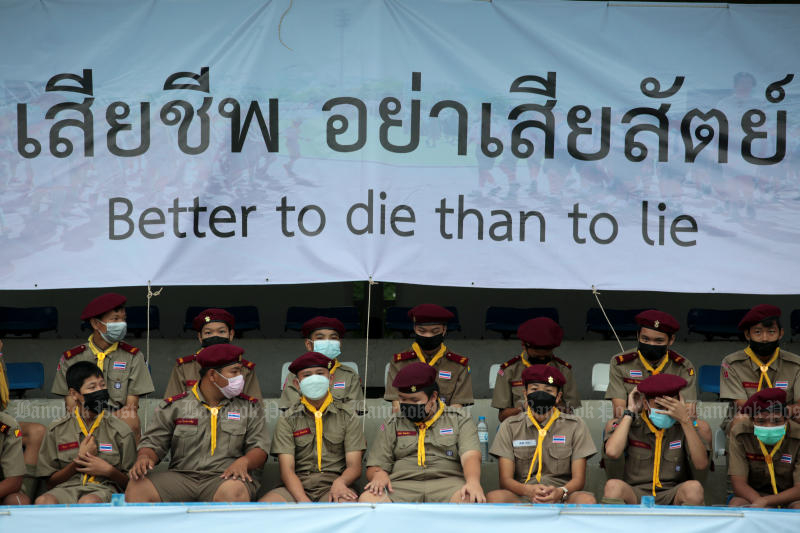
xmin=446 ymin=352 xmax=469 ymax=367
xmin=161 ymin=392 xmax=188 ymax=407
xmin=614 ymin=352 xmax=638 ymax=364
xmin=118 ymin=341 xmax=140 ymax=355
xmin=237 ymin=393 xmax=260 ymax=404
xmin=63 ymin=345 xmax=87 ymax=360
xmin=0 ymin=422 xmax=13 ymax=435
xmin=242 ymin=358 xmax=256 ymax=370
xmin=668 ymin=351 xmax=694 ymax=375
xmin=553 ymin=356 xmax=572 ymax=369
xmin=394 ymin=351 xmax=417 ymax=362
xmin=176 ymin=354 xmax=197 ymax=365
xmin=501 ymin=355 xmax=521 ymax=369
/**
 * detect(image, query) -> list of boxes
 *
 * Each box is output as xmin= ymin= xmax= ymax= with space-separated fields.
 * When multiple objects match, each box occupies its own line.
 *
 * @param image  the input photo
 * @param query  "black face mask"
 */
xmin=526 ymin=391 xmax=557 ymax=415
xmin=528 ymin=355 xmax=553 ymax=365
xmin=415 ymin=333 xmax=444 ymax=352
xmin=201 ymin=336 xmax=231 ymax=348
xmin=638 ymin=342 xmax=668 ymax=362
xmin=749 ymin=339 xmax=780 ymax=359
xmin=399 ymin=402 xmax=429 ymax=423
xmin=83 ymin=389 xmax=110 ymax=414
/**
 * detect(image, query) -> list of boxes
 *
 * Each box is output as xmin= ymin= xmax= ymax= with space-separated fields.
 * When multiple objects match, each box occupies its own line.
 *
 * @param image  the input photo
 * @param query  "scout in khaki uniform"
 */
xmin=126 ymin=344 xmax=269 ymax=503
xmin=492 ymin=318 xmax=581 ymax=422
xmin=728 ymin=388 xmax=800 ymax=508
xmin=488 ymin=365 xmax=596 ymax=504
xmin=360 ymin=362 xmax=485 ymax=503
xmin=385 ymin=304 xmax=473 ymax=411
xmin=720 ymin=305 xmax=800 ymax=433
xmin=261 ymin=352 xmax=366 ymax=503
xmin=0 ymin=410 xmax=26 ymax=505
xmin=164 ymin=308 xmax=261 ymax=399
xmin=280 ymin=317 xmax=364 ymax=414
xmin=52 ymin=293 xmax=155 ymax=436
xmin=35 ymin=362 xmax=136 ymax=504
xmin=603 ymin=373 xmax=709 ymax=505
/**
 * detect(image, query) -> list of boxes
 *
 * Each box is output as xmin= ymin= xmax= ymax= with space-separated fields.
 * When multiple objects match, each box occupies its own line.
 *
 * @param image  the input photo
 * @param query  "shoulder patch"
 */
xmin=242 ymin=358 xmax=256 ymax=370
xmin=668 ymin=350 xmax=686 ymax=365
xmin=394 ymin=351 xmax=417 ymax=362
xmin=552 ymin=356 xmax=572 ymax=369
xmin=615 ymin=352 xmax=638 ymax=365
xmin=501 ymin=355 xmax=521 ymax=369
xmin=161 ymin=391 xmax=188 ymax=407
xmin=237 ymin=393 xmax=260 ymax=404
xmin=118 ymin=341 xmax=140 ymax=355
xmin=63 ymin=345 xmax=87 ymax=359
xmin=0 ymin=423 xmax=12 ymax=435
xmin=176 ymin=354 xmax=197 ymax=365
xmin=446 ymin=352 xmax=469 ymax=366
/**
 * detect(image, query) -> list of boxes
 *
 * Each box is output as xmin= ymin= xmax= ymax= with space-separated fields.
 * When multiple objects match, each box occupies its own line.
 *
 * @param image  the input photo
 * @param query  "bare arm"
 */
xmin=277 ymin=454 xmax=311 ymax=503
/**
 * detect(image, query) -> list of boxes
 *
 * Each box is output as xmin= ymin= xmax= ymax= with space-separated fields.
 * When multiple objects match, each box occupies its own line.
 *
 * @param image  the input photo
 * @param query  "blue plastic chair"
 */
xmin=485 ymin=307 xmax=559 ymax=339
xmin=687 ymin=308 xmax=748 ymax=341
xmin=6 ymin=362 xmax=44 ymax=398
xmin=698 ymin=365 xmax=721 ymax=397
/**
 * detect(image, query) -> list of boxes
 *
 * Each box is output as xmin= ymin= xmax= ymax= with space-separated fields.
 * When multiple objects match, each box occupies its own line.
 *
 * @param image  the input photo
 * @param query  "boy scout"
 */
xmin=488 ymin=365 xmax=596 ymax=504
xmin=52 ymin=293 xmax=154 ymax=436
xmin=603 ymin=373 xmax=709 ymax=505
xmin=0 ymin=409 xmax=25 ymax=505
xmin=126 ymin=344 xmax=269 ymax=503
xmin=360 ymin=362 xmax=485 ymax=503
xmin=35 ymin=362 xmax=136 ymax=504
xmin=728 ymin=388 xmax=800 ymax=508
xmin=385 ymin=304 xmax=473 ymax=410
xmin=261 ymin=352 xmax=366 ymax=503
xmin=720 ymin=305 xmax=800 ymax=433
xmin=164 ymin=308 xmax=261 ymax=399
xmin=280 ymin=316 xmax=364 ymax=413
xmin=492 ymin=318 xmax=580 ymax=421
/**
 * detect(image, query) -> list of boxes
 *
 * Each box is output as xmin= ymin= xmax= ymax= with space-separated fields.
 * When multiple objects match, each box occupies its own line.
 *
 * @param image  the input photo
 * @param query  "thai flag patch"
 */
xmin=112 ymin=361 xmax=127 ymax=370
xmin=440 ymin=427 xmax=454 ymax=435
xmin=669 ymin=440 xmax=682 ymax=449
xmin=98 ymin=443 xmax=113 ymax=452
xmin=497 ymin=368 xmax=504 ymax=376
xmin=227 ymin=412 xmax=240 ymax=420
xmin=439 ymin=370 xmax=452 ymax=380
xmin=629 ymin=370 xmax=642 ymax=378
xmin=776 ymin=381 xmax=789 ymax=389
xmin=781 ymin=454 xmax=792 ymax=464
xmin=552 ymin=435 xmax=566 ymax=444
xmin=333 ymin=381 xmax=346 ymax=389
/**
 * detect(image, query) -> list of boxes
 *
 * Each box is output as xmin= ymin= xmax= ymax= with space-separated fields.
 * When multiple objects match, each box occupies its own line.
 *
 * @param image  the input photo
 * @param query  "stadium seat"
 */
xmin=698 ymin=365 xmax=721 ymax=398
xmin=385 ymin=362 xmax=391 ymax=387
xmin=591 ymin=363 xmax=610 ymax=392
xmin=280 ymin=362 xmax=291 ymax=390
xmin=484 ymin=307 xmax=559 ymax=339
xmin=585 ymin=308 xmax=644 ymax=339
xmin=284 ymin=306 xmax=362 ymax=334
xmin=791 ymin=309 xmax=800 ymax=340
xmin=0 ymin=306 xmax=58 ymax=338
xmin=6 ymin=362 xmax=44 ymax=398
xmin=126 ymin=305 xmax=160 ymax=337
xmin=384 ymin=306 xmax=461 ymax=336
xmin=489 ymin=363 xmax=500 ymax=389
xmin=713 ymin=427 xmax=727 ymax=466
xmin=686 ymin=308 xmax=748 ymax=341
xmin=183 ymin=306 xmax=261 ymax=336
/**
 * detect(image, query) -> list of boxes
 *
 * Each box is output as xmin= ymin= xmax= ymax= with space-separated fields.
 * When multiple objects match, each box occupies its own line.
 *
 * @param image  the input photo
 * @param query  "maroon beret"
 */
xmin=635 ymin=310 xmax=680 ymax=335
xmin=521 ymin=364 xmax=566 ymax=387
xmin=197 ymin=343 xmax=244 ymax=369
xmin=741 ymin=387 xmax=787 ymax=417
xmin=518 ymin=317 xmax=563 ymax=348
xmin=408 ymin=304 xmax=454 ymax=325
xmin=81 ymin=293 xmax=127 ymax=321
xmin=302 ymin=316 xmax=346 ymax=338
xmin=637 ymin=373 xmax=687 ymax=398
xmin=392 ymin=362 xmax=438 ymax=393
xmin=289 ymin=351 xmax=334 ymax=375
xmin=738 ymin=304 xmax=782 ymax=331
xmin=192 ymin=308 xmax=236 ymax=332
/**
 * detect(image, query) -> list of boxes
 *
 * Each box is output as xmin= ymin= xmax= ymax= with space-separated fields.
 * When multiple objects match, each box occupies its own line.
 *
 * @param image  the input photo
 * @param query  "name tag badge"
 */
xmin=513 ymin=439 xmax=537 ymax=448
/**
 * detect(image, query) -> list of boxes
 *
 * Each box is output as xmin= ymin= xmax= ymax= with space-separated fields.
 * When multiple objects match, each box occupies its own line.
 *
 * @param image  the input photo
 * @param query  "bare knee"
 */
xmin=359 ymin=491 xmax=389 ymax=503
xmin=603 ymin=479 xmax=627 ymax=499
xmin=677 ymin=480 xmax=704 ymax=505
xmin=213 ymin=481 xmax=250 ymax=502
xmin=35 ymin=494 xmax=59 ymax=505
xmin=569 ymin=491 xmax=597 ymax=505
xmin=486 ymin=490 xmax=518 ymax=503
xmin=125 ymin=479 xmax=161 ymax=503
xmin=787 ymin=500 xmax=800 ymax=509
xmin=21 ymin=422 xmax=46 ymax=447
xmin=258 ymin=490 xmax=289 ymax=503
xmin=728 ymin=496 xmax=749 ymax=507
xmin=77 ymin=494 xmax=103 ymax=504
xmin=2 ymin=492 xmax=31 ymax=505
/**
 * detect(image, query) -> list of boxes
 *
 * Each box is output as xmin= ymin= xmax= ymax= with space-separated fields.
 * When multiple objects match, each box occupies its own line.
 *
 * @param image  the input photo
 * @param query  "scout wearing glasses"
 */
xmin=487 ymin=365 xmax=596 ymax=504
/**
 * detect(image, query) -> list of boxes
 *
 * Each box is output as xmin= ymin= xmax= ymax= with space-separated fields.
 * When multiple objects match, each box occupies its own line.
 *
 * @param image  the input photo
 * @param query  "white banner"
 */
xmin=1 ymin=1 xmax=799 ymax=292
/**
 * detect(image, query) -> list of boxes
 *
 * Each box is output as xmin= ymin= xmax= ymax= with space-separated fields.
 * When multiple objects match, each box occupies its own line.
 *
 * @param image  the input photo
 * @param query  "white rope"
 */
xmin=144 ymin=281 xmax=163 ymax=432
xmin=591 ymin=285 xmax=625 ymax=353
xmin=361 ymin=277 xmax=377 ymax=430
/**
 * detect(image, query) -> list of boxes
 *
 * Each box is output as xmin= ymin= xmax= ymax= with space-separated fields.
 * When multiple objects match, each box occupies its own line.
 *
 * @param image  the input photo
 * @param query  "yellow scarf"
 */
xmin=416 ymin=400 xmax=446 ymax=467
xmin=300 ymin=392 xmax=334 ymax=472
xmin=75 ymin=406 xmax=104 ymax=485
xmin=524 ymin=407 xmax=561 ymax=483
xmin=191 ymin=383 xmax=220 ymax=456
xmin=757 ymin=428 xmax=787 ymax=496
xmin=520 ymin=350 xmax=532 ymax=367
xmin=412 ymin=342 xmax=447 ymax=367
xmin=87 ymin=335 xmax=118 ymax=372
xmin=745 ymin=347 xmax=780 ymax=391
xmin=329 ymin=359 xmax=342 ymax=375
xmin=640 ymin=411 xmax=665 ymax=496
xmin=0 ymin=357 xmax=9 ymax=410
xmin=638 ymin=351 xmax=669 ymax=376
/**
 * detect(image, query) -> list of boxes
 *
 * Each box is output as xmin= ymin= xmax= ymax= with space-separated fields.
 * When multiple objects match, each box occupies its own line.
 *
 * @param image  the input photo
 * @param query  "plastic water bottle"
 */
xmin=477 ymin=416 xmax=490 ymax=463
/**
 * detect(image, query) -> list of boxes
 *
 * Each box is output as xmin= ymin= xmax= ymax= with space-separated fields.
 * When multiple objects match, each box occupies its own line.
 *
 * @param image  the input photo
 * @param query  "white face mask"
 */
xmin=215 ymin=373 xmax=245 ymax=398
xmin=312 ymin=339 xmax=341 ymax=359
xmin=299 ymin=374 xmax=330 ymax=400
xmin=99 ymin=320 xmax=127 ymax=343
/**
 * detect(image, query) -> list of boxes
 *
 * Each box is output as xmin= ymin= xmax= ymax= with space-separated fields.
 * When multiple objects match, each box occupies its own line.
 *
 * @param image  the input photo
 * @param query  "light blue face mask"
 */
xmin=299 ymin=374 xmax=330 ymax=400
xmin=313 ymin=339 xmax=341 ymax=359
xmin=99 ymin=320 xmax=127 ymax=343
xmin=754 ymin=424 xmax=786 ymax=446
xmin=648 ymin=408 xmax=676 ymax=429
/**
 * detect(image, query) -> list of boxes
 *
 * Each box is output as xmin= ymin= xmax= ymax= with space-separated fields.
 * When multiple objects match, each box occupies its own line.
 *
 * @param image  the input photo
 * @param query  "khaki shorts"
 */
xmin=270 ymin=471 xmax=355 ymax=502
xmin=631 ymin=483 xmax=683 ymax=505
xmin=388 ymin=476 xmax=464 ymax=503
xmin=42 ymin=480 xmax=116 ymax=504
xmin=148 ymin=471 xmax=259 ymax=502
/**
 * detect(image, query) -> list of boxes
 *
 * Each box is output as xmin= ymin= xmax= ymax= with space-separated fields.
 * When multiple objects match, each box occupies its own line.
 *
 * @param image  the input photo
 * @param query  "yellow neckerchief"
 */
xmin=524 ymin=407 xmax=561 ymax=483
xmin=412 ymin=342 xmax=447 ymax=366
xmin=74 ymin=406 xmax=105 ymax=485
xmin=300 ymin=392 xmax=334 ymax=472
xmin=416 ymin=400 xmax=446 ymax=467
xmin=191 ymin=383 xmax=221 ymax=456
xmin=87 ymin=335 xmax=118 ymax=372
xmin=757 ymin=427 xmax=787 ymax=496
xmin=329 ymin=359 xmax=342 ymax=376
xmin=745 ymin=347 xmax=780 ymax=391
xmin=520 ymin=350 xmax=532 ymax=367
xmin=638 ymin=351 xmax=669 ymax=376
xmin=640 ymin=410 xmax=665 ymax=496
xmin=0 ymin=357 xmax=9 ymax=410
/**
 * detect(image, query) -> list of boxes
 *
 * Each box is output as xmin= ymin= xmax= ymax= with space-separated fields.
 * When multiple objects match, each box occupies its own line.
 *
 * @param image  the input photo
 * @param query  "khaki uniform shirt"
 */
xmin=728 ymin=419 xmax=800 ymax=494
xmin=489 ymin=410 xmax=596 ymax=486
xmin=139 ymin=388 xmax=270 ymax=474
xmin=52 ymin=340 xmax=155 ymax=406
xmin=366 ymin=407 xmax=479 ymax=482
xmin=491 ymin=354 xmax=581 ymax=411
xmin=163 ymin=353 xmax=261 ymax=399
xmin=280 ymin=363 xmax=364 ymax=412
xmin=36 ymin=410 xmax=136 ymax=490
xmin=384 ymin=349 xmax=473 ymax=405
xmin=720 ymin=349 xmax=800 ymax=403
xmin=271 ymin=400 xmax=366 ymax=475
xmin=605 ymin=350 xmax=697 ymax=402
xmin=0 ymin=412 xmax=25 ymax=481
